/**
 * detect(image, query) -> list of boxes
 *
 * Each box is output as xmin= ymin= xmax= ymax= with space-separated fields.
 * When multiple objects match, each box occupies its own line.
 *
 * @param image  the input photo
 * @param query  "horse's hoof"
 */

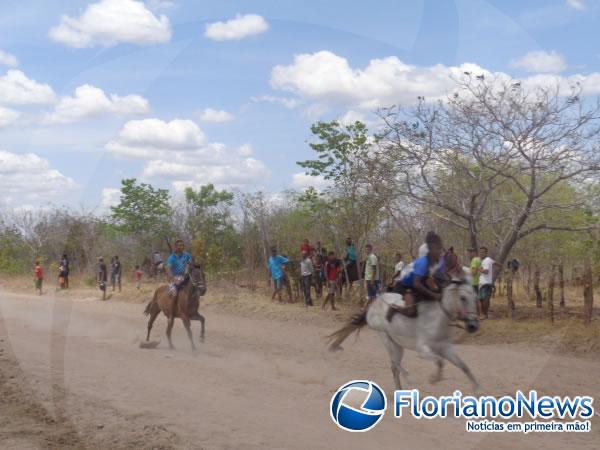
xmin=329 ymin=345 xmax=344 ymax=352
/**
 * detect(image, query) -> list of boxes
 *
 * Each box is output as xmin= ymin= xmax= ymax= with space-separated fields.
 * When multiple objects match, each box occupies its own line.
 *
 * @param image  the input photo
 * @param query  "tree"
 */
xmin=297 ymin=120 xmax=385 ymax=256
xmin=110 ymin=178 xmax=173 ymax=251
xmin=376 ymin=76 xmax=600 ymax=269
xmin=183 ymin=184 xmax=239 ymax=271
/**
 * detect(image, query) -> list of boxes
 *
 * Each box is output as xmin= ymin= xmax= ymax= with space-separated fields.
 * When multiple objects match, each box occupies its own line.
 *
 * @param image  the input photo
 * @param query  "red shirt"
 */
xmin=135 ymin=270 xmax=142 ymax=281
xmin=325 ymin=260 xmax=341 ymax=281
xmin=35 ymin=266 xmax=44 ymax=279
xmin=300 ymin=243 xmax=314 ymax=256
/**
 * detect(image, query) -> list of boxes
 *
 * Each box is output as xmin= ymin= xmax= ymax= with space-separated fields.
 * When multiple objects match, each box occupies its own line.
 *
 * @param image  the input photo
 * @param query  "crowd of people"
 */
xmin=31 ymin=234 xmax=502 ymax=320
xmin=267 ymin=234 xmax=501 ymax=320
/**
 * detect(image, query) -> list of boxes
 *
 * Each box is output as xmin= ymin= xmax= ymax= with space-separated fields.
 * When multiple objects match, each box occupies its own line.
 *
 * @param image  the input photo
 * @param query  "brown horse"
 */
xmin=143 ymin=264 xmax=207 ymax=350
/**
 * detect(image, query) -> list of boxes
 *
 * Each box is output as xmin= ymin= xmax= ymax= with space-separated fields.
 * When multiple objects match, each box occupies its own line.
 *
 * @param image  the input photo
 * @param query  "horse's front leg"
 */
xmin=438 ymin=345 xmax=479 ymax=392
xmin=181 ymin=315 xmax=196 ymax=351
xmin=429 ymin=357 xmax=444 ymax=384
xmin=190 ymin=313 xmax=205 ymax=342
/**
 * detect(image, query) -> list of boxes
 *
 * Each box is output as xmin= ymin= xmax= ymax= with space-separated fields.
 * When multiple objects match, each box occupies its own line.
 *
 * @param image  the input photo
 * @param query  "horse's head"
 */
xmin=190 ymin=262 xmax=207 ymax=297
xmin=442 ymin=275 xmax=480 ymax=333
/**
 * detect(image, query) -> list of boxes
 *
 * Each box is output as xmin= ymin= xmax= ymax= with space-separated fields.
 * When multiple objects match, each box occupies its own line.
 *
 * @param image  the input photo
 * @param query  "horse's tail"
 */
xmin=327 ymin=310 xmax=368 ymax=351
xmin=143 ymin=290 xmax=158 ymax=316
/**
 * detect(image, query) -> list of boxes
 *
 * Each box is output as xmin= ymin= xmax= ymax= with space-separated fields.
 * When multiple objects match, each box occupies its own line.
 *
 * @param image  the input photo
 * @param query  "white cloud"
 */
xmin=0 ymin=107 xmax=20 ymax=128
xmin=198 ymin=108 xmax=235 ymax=123
xmin=250 ymin=94 xmax=300 ymax=109
xmin=205 ymin=14 xmax=268 ymax=41
xmin=511 ymin=50 xmax=567 ymax=73
xmin=99 ymin=187 xmax=121 ymax=211
xmin=291 ymin=172 xmax=331 ymax=191
xmin=49 ymin=0 xmax=172 ymax=48
xmin=107 ymin=117 xmax=270 ymax=188
xmin=0 ymin=150 xmax=77 ymax=206
xmin=338 ymin=110 xmax=368 ymax=126
xmin=271 ymin=50 xmax=600 ymax=114
xmin=106 ymin=118 xmax=206 ymax=158
xmin=0 ymin=50 xmax=18 ymax=67
xmin=271 ymin=51 xmax=486 ymax=110
xmin=567 ymin=0 xmax=585 ymax=10
xmin=44 ymin=84 xmax=149 ymax=124
xmin=0 ymin=70 xmax=56 ymax=105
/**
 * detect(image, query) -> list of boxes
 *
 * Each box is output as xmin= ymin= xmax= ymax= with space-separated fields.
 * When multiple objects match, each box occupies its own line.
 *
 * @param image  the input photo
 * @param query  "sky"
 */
xmin=1 ymin=0 xmax=600 ymax=213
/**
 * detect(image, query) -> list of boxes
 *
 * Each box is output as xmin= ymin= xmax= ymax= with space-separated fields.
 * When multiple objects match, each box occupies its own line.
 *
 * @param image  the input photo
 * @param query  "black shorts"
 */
xmin=479 ymin=284 xmax=493 ymax=301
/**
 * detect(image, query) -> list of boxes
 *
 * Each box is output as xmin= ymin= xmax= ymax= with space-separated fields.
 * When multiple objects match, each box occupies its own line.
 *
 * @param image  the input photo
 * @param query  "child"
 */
xmin=135 ymin=265 xmax=142 ymax=289
xmin=34 ymin=261 xmax=44 ymax=295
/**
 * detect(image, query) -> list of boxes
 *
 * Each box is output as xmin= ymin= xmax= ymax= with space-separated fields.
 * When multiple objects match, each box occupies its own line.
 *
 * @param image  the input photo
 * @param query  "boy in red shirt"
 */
xmin=34 ymin=261 xmax=44 ymax=295
xmin=300 ymin=238 xmax=314 ymax=256
xmin=135 ymin=265 xmax=142 ymax=289
xmin=322 ymin=251 xmax=341 ymax=310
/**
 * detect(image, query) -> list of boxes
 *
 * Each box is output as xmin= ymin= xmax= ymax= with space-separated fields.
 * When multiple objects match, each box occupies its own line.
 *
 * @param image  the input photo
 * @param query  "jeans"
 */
xmin=302 ymin=275 xmax=313 ymax=305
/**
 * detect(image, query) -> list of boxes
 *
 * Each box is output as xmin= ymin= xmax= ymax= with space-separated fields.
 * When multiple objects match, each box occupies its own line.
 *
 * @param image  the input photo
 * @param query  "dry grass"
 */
xmin=2 ymin=274 xmax=598 ymax=358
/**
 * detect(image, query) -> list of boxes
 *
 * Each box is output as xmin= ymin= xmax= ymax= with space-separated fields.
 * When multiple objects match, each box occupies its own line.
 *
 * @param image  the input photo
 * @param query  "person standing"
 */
xmin=268 ymin=246 xmax=289 ymax=302
xmin=34 ymin=260 xmax=44 ymax=295
xmin=344 ymin=237 xmax=358 ymax=291
xmin=300 ymin=251 xmax=314 ymax=306
xmin=97 ymin=257 xmax=108 ymax=300
xmin=134 ymin=265 xmax=142 ymax=289
xmin=364 ymin=244 xmax=380 ymax=304
xmin=468 ymin=247 xmax=481 ymax=297
xmin=152 ymin=250 xmax=163 ymax=276
xmin=300 ymin=238 xmax=314 ymax=256
xmin=478 ymin=246 xmax=497 ymax=320
xmin=112 ymin=255 xmax=122 ymax=292
xmin=322 ymin=251 xmax=341 ymax=310
xmin=313 ymin=247 xmax=324 ymax=299
xmin=390 ymin=252 xmax=405 ymax=288
xmin=60 ymin=254 xmax=70 ymax=288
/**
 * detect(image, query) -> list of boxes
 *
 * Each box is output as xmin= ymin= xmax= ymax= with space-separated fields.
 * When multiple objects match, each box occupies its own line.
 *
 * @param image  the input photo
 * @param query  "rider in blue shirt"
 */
xmin=166 ymin=239 xmax=193 ymax=313
xmin=389 ymin=232 xmax=446 ymax=318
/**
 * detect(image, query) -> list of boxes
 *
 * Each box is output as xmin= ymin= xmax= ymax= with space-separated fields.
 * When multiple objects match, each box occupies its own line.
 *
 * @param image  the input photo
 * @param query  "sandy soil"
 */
xmin=0 ymin=288 xmax=598 ymax=450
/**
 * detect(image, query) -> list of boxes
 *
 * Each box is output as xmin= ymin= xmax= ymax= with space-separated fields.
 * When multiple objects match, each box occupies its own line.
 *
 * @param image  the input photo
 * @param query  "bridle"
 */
xmin=189 ymin=266 xmax=206 ymax=293
xmin=440 ymin=279 xmax=475 ymax=326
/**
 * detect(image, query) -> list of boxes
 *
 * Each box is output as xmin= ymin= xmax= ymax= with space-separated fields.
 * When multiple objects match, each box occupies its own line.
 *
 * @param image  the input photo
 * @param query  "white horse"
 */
xmin=328 ymin=278 xmax=481 ymax=391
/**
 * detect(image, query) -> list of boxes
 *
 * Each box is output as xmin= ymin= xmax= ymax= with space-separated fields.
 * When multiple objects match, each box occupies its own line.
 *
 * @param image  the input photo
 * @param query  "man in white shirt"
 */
xmin=478 ymin=246 xmax=497 ymax=319
xmin=300 ymin=251 xmax=314 ymax=306
xmin=390 ymin=252 xmax=405 ymax=288
xmin=364 ymin=244 xmax=380 ymax=304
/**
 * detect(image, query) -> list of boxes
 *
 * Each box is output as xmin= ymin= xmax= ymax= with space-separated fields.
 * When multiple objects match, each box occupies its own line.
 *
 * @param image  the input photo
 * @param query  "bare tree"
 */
xmin=376 ymin=76 xmax=600 ymax=268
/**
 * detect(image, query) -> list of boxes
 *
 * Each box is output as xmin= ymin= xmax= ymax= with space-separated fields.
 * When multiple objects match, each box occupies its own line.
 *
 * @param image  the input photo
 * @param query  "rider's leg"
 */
xmin=386 ymin=291 xmax=416 ymax=321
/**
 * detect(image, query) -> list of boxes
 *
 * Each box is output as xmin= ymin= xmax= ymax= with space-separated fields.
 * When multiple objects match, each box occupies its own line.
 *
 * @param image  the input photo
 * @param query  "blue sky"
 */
xmin=1 ymin=0 xmax=599 ymax=212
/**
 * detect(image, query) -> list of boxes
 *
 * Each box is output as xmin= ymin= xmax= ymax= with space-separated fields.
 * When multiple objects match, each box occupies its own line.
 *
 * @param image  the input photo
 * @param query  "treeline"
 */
xmin=2 ymin=76 xmax=600 ymax=286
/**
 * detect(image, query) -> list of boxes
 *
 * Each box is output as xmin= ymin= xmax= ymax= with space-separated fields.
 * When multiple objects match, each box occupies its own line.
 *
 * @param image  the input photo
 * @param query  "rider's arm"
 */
xmin=414 ymin=275 xmax=442 ymax=300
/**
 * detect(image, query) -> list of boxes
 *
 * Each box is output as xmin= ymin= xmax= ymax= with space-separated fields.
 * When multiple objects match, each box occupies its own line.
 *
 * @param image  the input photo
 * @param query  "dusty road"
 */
xmin=0 ymin=290 xmax=598 ymax=449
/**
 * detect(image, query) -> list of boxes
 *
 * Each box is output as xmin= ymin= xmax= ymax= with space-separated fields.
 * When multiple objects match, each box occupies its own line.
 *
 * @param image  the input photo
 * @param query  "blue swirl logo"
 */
xmin=330 ymin=380 xmax=387 ymax=432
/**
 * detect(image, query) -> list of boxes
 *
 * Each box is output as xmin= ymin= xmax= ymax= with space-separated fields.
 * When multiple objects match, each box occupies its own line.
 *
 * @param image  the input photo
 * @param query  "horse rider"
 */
xmin=166 ymin=239 xmax=193 ymax=316
xmin=387 ymin=232 xmax=447 ymax=319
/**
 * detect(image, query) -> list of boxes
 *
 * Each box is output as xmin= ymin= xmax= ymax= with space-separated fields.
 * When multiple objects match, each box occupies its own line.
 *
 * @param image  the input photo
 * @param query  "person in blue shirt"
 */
xmin=388 ymin=232 xmax=446 ymax=319
xmin=268 ymin=246 xmax=289 ymax=302
xmin=344 ymin=237 xmax=359 ymax=290
xmin=166 ymin=239 xmax=193 ymax=313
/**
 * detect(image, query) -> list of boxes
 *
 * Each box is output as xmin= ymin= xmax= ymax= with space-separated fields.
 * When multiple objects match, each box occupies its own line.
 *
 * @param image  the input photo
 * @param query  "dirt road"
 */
xmin=0 ymin=290 xmax=598 ymax=449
